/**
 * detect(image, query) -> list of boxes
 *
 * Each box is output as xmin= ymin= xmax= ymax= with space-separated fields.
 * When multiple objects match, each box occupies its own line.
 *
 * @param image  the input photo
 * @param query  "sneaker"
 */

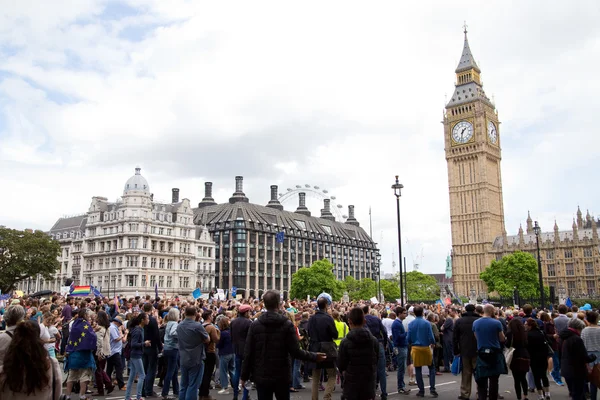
xmin=416 ymin=392 xmax=425 ymax=397
xmin=545 ymin=394 xmax=551 ymax=400
xmin=218 ymin=388 xmax=230 ymax=395
xmin=399 ymin=389 xmax=411 ymax=395
xmin=431 ymin=391 xmax=439 ymax=398
xmin=409 ymin=380 xmax=417 ymax=386
xmin=319 ymin=385 xmax=325 ymax=391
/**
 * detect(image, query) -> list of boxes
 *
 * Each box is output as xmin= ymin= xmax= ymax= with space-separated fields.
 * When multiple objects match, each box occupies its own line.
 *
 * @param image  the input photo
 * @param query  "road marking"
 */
xmin=388 ymin=380 xmax=457 ymax=395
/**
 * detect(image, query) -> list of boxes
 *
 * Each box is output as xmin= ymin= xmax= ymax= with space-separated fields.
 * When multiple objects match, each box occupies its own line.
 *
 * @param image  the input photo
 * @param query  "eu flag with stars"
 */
xmin=66 ymin=317 xmax=97 ymax=353
xmin=276 ymin=231 xmax=285 ymax=243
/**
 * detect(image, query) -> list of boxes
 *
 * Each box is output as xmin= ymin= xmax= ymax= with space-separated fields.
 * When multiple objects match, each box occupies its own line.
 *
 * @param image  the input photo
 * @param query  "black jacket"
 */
xmin=338 ymin=327 xmax=379 ymax=400
xmin=560 ymin=328 xmax=596 ymax=379
xmin=526 ymin=327 xmax=549 ymax=368
xmin=143 ymin=315 xmax=163 ymax=352
xmin=506 ymin=331 xmax=530 ymax=373
xmin=241 ymin=311 xmax=316 ymax=385
xmin=307 ymin=310 xmax=338 ymax=369
xmin=231 ymin=316 xmax=252 ymax=357
xmin=453 ymin=311 xmax=480 ymax=358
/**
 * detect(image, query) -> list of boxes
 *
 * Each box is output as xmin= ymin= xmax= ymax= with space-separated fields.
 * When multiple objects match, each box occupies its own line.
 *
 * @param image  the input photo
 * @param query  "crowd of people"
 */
xmin=0 ymin=291 xmax=599 ymax=400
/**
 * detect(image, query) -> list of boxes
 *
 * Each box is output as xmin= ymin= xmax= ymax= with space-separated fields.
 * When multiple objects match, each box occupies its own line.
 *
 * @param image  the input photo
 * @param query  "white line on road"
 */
xmin=388 ymin=380 xmax=457 ymax=395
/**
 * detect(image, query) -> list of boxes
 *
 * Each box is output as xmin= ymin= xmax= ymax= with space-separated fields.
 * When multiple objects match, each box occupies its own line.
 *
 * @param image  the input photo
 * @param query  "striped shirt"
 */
xmin=582 ymin=326 xmax=600 ymax=352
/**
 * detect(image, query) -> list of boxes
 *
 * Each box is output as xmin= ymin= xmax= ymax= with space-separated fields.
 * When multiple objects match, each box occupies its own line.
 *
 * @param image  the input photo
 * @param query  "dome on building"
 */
xmin=124 ymin=167 xmax=150 ymax=194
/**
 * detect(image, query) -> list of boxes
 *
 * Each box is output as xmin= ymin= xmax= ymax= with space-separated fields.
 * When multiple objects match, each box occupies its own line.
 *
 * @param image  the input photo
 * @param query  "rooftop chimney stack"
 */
xmin=172 ymin=188 xmax=180 ymax=203
xmin=320 ymin=199 xmax=335 ymax=221
xmin=345 ymin=205 xmax=359 ymax=226
xmin=150 ymin=193 xmax=154 ymax=202
xmin=295 ymin=192 xmax=311 ymax=216
xmin=199 ymin=182 xmax=217 ymax=207
xmin=229 ymin=176 xmax=249 ymax=204
xmin=266 ymin=185 xmax=284 ymax=210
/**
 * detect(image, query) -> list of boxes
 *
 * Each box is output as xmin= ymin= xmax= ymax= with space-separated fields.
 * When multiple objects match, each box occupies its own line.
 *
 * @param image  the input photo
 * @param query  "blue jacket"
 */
xmin=216 ymin=329 xmax=234 ymax=356
xmin=408 ymin=317 xmax=435 ymax=347
xmin=129 ymin=326 xmax=144 ymax=359
xmin=365 ymin=314 xmax=387 ymax=344
xmin=391 ymin=319 xmax=407 ymax=348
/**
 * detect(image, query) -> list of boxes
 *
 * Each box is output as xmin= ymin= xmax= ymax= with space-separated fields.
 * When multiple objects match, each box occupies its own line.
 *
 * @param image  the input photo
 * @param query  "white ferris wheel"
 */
xmin=278 ymin=184 xmax=348 ymax=222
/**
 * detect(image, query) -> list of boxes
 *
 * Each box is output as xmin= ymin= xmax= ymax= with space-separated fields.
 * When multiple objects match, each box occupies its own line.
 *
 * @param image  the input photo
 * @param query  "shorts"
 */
xmin=407 ymin=344 xmax=413 ymax=365
xmin=67 ymin=368 xmax=93 ymax=383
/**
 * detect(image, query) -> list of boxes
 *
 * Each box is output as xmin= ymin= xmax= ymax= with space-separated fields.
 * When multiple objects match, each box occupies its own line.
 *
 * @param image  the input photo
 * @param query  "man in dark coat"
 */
xmin=141 ymin=302 xmax=162 ymax=398
xmin=453 ymin=304 xmax=480 ymax=400
xmin=338 ymin=307 xmax=379 ymax=400
xmin=363 ymin=305 xmax=389 ymax=400
xmin=308 ymin=297 xmax=338 ymax=400
xmin=231 ymin=304 xmax=253 ymax=400
xmin=241 ymin=291 xmax=325 ymax=400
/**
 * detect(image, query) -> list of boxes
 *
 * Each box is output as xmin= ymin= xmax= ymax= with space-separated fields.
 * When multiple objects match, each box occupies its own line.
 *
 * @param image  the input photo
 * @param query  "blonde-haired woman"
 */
xmin=286 ymin=312 xmax=304 ymax=392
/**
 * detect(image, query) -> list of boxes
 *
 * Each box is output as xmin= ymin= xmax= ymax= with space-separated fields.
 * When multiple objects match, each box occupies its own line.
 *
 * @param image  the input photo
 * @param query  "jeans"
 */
xmin=551 ymin=352 xmax=562 ymax=383
xmin=219 ymin=353 xmax=235 ymax=389
xmin=256 ymin=383 xmax=290 ymax=400
xmin=396 ymin=347 xmax=408 ymax=390
xmin=527 ymin=368 xmax=535 ymax=390
xmin=443 ymin=341 xmax=453 ymax=371
xmin=232 ymin=355 xmax=249 ymax=400
xmin=292 ymin=358 xmax=302 ymax=389
xmin=415 ymin=363 xmax=436 ymax=394
xmin=125 ymin=357 xmax=145 ymax=400
xmin=199 ymin=352 xmax=216 ymax=397
xmin=162 ymin=349 xmax=180 ymax=397
xmin=476 ymin=375 xmax=499 ymax=400
xmin=142 ymin=347 xmax=158 ymax=396
xmin=107 ymin=352 xmax=125 ymax=389
xmin=377 ymin=343 xmax=387 ymax=396
xmin=180 ymin=363 xmax=204 ymax=400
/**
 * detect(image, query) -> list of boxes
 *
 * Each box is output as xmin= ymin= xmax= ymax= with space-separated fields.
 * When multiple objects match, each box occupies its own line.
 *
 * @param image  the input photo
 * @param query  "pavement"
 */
xmin=62 ymin=371 xmax=572 ymax=399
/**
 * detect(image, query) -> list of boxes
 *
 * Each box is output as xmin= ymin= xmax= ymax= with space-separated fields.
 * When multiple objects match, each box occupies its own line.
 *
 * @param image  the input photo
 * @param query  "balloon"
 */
xmin=317 ymin=292 xmax=332 ymax=305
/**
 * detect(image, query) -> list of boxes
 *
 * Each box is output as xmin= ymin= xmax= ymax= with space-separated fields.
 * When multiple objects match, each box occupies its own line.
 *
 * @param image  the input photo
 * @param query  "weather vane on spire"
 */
xmin=463 ymin=21 xmax=468 ymax=35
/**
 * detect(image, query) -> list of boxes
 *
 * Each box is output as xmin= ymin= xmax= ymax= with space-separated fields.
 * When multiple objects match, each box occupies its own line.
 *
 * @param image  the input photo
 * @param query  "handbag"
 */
xmin=545 ymin=342 xmax=554 ymax=357
xmin=503 ymin=346 xmax=515 ymax=366
xmin=451 ymin=355 xmax=462 ymax=376
xmin=589 ymin=363 xmax=600 ymax=388
xmin=319 ymin=341 xmax=338 ymax=359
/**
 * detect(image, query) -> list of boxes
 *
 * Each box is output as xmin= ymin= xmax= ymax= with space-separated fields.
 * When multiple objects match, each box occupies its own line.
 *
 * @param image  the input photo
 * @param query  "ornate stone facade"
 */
xmin=444 ymin=28 xmax=506 ymax=296
xmin=491 ymin=209 xmax=600 ymax=297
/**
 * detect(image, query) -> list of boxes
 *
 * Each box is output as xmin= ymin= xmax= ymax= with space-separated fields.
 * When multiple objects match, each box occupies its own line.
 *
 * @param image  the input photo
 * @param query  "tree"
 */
xmin=344 ymin=276 xmax=376 ymax=301
xmin=380 ymin=279 xmax=401 ymax=302
xmin=480 ymin=251 xmax=543 ymax=298
xmin=406 ymin=271 xmax=440 ymax=301
xmin=0 ymin=226 xmax=61 ymax=294
xmin=290 ymin=259 xmax=345 ymax=301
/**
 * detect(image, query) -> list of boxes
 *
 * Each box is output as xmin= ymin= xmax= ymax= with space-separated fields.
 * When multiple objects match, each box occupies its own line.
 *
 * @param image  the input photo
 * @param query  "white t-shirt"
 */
xmin=40 ymin=322 xmax=53 ymax=351
xmin=382 ymin=317 xmax=394 ymax=338
xmin=403 ymin=315 xmax=415 ymax=332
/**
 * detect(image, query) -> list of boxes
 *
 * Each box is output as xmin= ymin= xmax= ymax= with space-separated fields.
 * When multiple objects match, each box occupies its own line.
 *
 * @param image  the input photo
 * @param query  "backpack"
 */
xmin=123 ymin=340 xmax=132 ymax=360
xmin=298 ymin=327 xmax=309 ymax=350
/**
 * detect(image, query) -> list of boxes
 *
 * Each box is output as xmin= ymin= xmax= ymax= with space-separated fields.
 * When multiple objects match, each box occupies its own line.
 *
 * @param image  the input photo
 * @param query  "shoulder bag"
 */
xmin=503 ymin=337 xmax=515 ymax=366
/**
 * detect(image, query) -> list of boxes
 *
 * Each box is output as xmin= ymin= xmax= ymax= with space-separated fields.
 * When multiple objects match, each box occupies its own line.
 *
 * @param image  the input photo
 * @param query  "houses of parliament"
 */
xmin=444 ymin=28 xmax=600 ymax=298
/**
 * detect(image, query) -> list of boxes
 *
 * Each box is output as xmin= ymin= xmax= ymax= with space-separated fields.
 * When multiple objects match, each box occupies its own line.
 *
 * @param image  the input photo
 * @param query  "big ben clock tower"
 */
xmin=444 ymin=26 xmax=506 ymax=297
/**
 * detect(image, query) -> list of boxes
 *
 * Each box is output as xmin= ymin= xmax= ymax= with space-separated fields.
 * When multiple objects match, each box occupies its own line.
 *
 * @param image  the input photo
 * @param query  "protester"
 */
xmin=507 ymin=318 xmax=530 ymax=400
xmin=241 ymin=290 xmax=325 ymax=400
xmin=408 ymin=306 xmax=437 ymax=398
xmin=0 ymin=305 xmax=26 ymax=367
xmin=440 ymin=309 xmax=455 ymax=373
xmin=93 ymin=310 xmax=114 ymax=396
xmin=582 ymin=311 xmax=600 ymax=400
xmin=107 ymin=315 xmax=126 ymax=391
xmin=0 ymin=320 xmax=63 ymax=400
xmin=403 ymin=307 xmax=416 ymax=386
xmin=337 ymin=307 xmax=379 ymax=400
xmin=392 ymin=306 xmax=410 ymax=395
xmin=177 ymin=306 xmax=210 ymax=400
xmin=231 ymin=304 xmax=252 ymax=400
xmin=124 ymin=312 xmax=148 ymax=400
xmin=472 ymin=304 xmax=506 ymax=400
xmin=142 ymin=302 xmax=162 ymax=398
xmin=561 ymin=317 xmax=596 ymax=400
xmin=308 ymin=294 xmax=338 ymax=400
xmin=524 ymin=318 xmax=550 ymax=400
xmin=216 ymin=316 xmax=235 ymax=395
xmin=453 ymin=303 xmax=480 ymax=400
xmin=364 ymin=306 xmax=388 ymax=400
xmin=199 ymin=310 xmax=220 ymax=400
xmin=65 ymin=308 xmax=97 ymax=400
xmin=161 ymin=307 xmax=180 ymax=400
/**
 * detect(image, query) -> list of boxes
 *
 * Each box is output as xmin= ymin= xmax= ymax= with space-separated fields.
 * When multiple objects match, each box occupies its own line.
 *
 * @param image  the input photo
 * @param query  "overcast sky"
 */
xmin=1 ymin=1 xmax=599 ymax=275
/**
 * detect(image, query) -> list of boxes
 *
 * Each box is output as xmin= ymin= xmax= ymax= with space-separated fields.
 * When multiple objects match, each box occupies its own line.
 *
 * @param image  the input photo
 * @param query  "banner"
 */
xmin=60 ymin=286 xmax=71 ymax=296
xmin=370 ymin=296 xmax=379 ymax=304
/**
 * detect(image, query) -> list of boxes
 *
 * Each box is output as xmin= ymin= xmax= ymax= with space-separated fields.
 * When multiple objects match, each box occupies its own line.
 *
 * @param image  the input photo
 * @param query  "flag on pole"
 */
xmin=154 ymin=283 xmax=159 ymax=299
xmin=565 ymin=297 xmax=572 ymax=307
xmin=276 ymin=231 xmax=285 ymax=244
xmin=70 ymin=286 xmax=91 ymax=296
xmin=192 ymin=288 xmax=202 ymax=299
xmin=69 ymin=281 xmax=76 ymax=293
xmin=91 ymin=286 xmax=101 ymax=297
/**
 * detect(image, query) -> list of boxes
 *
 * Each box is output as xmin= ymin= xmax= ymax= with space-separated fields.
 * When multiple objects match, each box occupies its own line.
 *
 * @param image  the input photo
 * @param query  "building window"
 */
xmin=565 ymin=250 xmax=573 ymax=258
xmin=584 ymin=247 xmax=593 ymax=257
xmin=566 ymin=263 xmax=574 ymax=276
xmin=567 ymin=281 xmax=576 ymax=295
xmin=547 ymin=264 xmax=555 ymax=277
xmin=586 ymin=262 xmax=594 ymax=275
xmin=546 ymin=250 xmax=554 ymax=260
xmin=142 ymin=257 xmax=147 ymax=268
xmin=167 ymin=259 xmax=173 ymax=269
xmin=159 ymin=258 xmax=165 ymax=269
xmin=159 ymin=276 xmax=164 ymax=287
xmin=142 ymin=275 xmax=147 ymax=287
xmin=151 ymin=258 xmax=157 ymax=268
xmin=129 ymin=238 xmax=138 ymax=249
xmin=167 ymin=276 xmax=172 ymax=287
xmin=587 ymin=280 xmax=596 ymax=295
xmin=150 ymin=275 xmax=156 ymax=287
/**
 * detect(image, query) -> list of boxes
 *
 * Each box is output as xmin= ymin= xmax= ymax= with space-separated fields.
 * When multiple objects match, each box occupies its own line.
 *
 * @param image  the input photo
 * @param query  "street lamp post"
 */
xmin=533 ymin=221 xmax=545 ymax=309
xmin=392 ymin=176 xmax=404 ymax=305
xmin=376 ymin=253 xmax=382 ymax=302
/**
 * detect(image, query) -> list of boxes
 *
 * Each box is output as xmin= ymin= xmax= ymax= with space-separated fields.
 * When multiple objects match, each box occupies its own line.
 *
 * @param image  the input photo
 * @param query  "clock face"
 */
xmin=452 ymin=121 xmax=473 ymax=144
xmin=487 ymin=121 xmax=498 ymax=144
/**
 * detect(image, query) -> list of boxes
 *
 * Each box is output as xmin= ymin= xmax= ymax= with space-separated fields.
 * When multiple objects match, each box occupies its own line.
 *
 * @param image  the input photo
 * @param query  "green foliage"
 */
xmin=480 ymin=251 xmax=545 ymax=298
xmin=380 ymin=279 xmax=400 ymax=302
xmin=344 ymin=276 xmax=376 ymax=300
xmin=0 ymin=226 xmax=61 ymax=293
xmin=290 ymin=259 xmax=344 ymax=301
xmin=405 ymin=271 xmax=440 ymax=301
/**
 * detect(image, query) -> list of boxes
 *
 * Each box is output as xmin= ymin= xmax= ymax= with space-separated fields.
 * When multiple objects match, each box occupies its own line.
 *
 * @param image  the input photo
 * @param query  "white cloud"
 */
xmin=1 ymin=0 xmax=599 ymax=276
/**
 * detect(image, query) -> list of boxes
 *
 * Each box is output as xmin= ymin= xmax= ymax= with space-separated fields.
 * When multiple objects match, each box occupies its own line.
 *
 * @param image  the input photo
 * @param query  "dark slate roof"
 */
xmin=49 ymin=215 xmax=87 ymax=237
xmin=193 ymin=202 xmax=375 ymax=246
xmin=492 ymin=228 xmax=597 ymax=248
xmin=455 ymin=33 xmax=481 ymax=73
xmin=446 ymin=81 xmax=492 ymax=108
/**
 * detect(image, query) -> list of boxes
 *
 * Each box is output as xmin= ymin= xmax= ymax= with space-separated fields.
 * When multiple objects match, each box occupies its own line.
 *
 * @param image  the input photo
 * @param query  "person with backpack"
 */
xmin=231 ymin=304 xmax=252 ymax=400
xmin=124 ymin=312 xmax=149 ymax=400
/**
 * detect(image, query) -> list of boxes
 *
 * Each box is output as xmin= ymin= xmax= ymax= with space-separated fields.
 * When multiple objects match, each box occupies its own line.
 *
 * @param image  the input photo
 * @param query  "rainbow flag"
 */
xmin=70 ymin=285 xmax=91 ymax=296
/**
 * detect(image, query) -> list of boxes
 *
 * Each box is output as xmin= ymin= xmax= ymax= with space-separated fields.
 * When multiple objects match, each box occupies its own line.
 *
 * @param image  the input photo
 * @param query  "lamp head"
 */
xmin=533 ymin=221 xmax=541 ymax=236
xmin=392 ymin=175 xmax=404 ymax=197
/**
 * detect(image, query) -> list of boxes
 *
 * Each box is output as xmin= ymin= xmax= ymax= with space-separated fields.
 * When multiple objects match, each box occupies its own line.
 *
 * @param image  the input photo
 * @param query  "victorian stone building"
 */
xmin=491 ymin=208 xmax=600 ymax=298
xmin=21 ymin=168 xmax=216 ymax=297
xmin=193 ymin=177 xmax=379 ymax=298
